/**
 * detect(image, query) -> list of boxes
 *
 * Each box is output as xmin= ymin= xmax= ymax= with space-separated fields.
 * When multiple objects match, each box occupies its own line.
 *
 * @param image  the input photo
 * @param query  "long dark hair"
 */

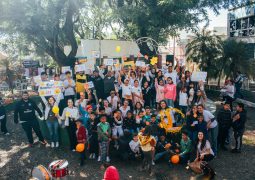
xmin=196 ymin=131 xmax=206 ymax=151
xmin=158 ymin=100 xmax=168 ymax=111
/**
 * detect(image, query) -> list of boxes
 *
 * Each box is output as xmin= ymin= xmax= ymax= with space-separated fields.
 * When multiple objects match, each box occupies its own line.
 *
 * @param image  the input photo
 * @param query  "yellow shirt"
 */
xmin=76 ymin=74 xmax=86 ymax=93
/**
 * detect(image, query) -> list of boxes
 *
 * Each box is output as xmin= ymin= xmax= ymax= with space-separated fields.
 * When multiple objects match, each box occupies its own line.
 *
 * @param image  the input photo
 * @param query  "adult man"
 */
xmin=91 ymin=70 xmax=104 ymax=100
xmin=232 ymin=103 xmax=247 ymax=153
xmin=234 ymin=71 xmax=244 ymax=99
xmin=197 ymin=104 xmax=218 ymax=155
xmin=14 ymin=91 xmax=47 ymax=147
xmin=103 ymin=71 xmax=115 ymax=98
xmin=164 ymin=66 xmax=178 ymax=85
xmin=217 ymin=102 xmax=232 ymax=150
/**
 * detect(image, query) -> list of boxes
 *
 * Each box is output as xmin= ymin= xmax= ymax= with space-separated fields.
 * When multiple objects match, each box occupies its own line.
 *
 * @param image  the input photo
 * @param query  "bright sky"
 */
xmin=205 ymin=9 xmax=228 ymax=30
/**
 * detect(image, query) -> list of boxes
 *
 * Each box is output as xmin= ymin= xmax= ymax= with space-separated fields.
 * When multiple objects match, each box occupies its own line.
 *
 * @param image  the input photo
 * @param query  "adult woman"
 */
xmin=164 ymin=77 xmax=176 ymax=107
xmin=103 ymin=99 xmax=112 ymax=116
xmin=129 ymin=71 xmax=137 ymax=87
xmin=186 ymin=105 xmax=198 ymax=142
xmin=131 ymin=80 xmax=143 ymax=106
xmin=41 ymin=94 xmax=61 ymax=148
xmin=61 ymin=99 xmax=79 ymax=151
xmin=119 ymin=100 xmax=131 ymax=118
xmin=157 ymin=100 xmax=184 ymax=133
xmin=133 ymin=102 xmax=145 ymax=117
xmin=195 ymin=131 xmax=214 ymax=162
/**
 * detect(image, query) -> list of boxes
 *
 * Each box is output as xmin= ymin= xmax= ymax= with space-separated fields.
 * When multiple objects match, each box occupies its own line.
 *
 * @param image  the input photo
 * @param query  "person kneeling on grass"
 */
xmin=75 ymin=119 xmax=87 ymax=166
xmin=97 ymin=115 xmax=111 ymax=169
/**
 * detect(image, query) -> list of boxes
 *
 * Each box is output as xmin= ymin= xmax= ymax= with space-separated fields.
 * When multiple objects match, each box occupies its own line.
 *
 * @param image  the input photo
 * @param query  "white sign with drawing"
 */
xmin=75 ymin=64 xmax=86 ymax=73
xmin=135 ymin=61 xmax=146 ymax=67
xmin=62 ymin=66 xmax=71 ymax=74
xmin=104 ymin=59 xmax=114 ymax=66
xmin=191 ymin=72 xmax=207 ymax=82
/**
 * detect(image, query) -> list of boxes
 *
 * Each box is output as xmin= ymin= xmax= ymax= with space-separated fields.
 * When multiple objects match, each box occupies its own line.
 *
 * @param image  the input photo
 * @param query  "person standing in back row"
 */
xmin=0 ymin=97 xmax=9 ymax=135
xmin=14 ymin=91 xmax=47 ymax=147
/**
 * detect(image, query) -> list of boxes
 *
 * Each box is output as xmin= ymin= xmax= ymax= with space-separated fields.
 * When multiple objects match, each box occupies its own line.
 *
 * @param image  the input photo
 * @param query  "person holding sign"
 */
xmin=76 ymin=72 xmax=87 ymax=99
xmin=61 ymin=99 xmax=79 ymax=151
xmin=63 ymin=71 xmax=76 ymax=107
xmin=40 ymin=94 xmax=61 ymax=148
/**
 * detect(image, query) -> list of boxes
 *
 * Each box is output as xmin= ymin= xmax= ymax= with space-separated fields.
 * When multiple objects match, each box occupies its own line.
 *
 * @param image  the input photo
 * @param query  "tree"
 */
xmin=107 ymin=0 xmax=230 ymax=56
xmin=220 ymin=39 xmax=254 ymax=79
xmin=185 ymin=29 xmax=223 ymax=80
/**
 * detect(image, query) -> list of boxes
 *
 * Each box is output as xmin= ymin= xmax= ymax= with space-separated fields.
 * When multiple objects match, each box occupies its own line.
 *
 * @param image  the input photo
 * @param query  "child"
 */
xmin=135 ymin=111 xmax=145 ymax=132
xmin=154 ymin=135 xmax=170 ymax=162
xmin=0 ymin=98 xmax=9 ymax=135
xmin=196 ymin=90 xmax=206 ymax=107
xmin=97 ymin=115 xmax=111 ymax=169
xmin=143 ymin=106 xmax=152 ymax=123
xmin=155 ymin=78 xmax=165 ymax=107
xmin=75 ymin=119 xmax=87 ymax=166
xmin=177 ymin=131 xmax=192 ymax=164
xmin=188 ymin=83 xmax=195 ymax=107
xmin=133 ymin=102 xmax=145 ymax=117
xmin=123 ymin=111 xmax=136 ymax=133
xmin=107 ymin=91 xmax=120 ymax=111
xmin=150 ymin=115 xmax=160 ymax=140
xmin=179 ymin=87 xmax=188 ymax=114
xmin=112 ymin=110 xmax=124 ymax=149
xmin=129 ymin=133 xmax=142 ymax=160
xmin=195 ymin=115 xmax=208 ymax=139
xmin=88 ymin=112 xmax=99 ymax=159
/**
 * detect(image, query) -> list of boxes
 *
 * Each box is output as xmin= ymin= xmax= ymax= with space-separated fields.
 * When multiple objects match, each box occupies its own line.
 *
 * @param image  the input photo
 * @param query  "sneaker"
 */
xmin=72 ymin=149 xmax=76 ymax=152
xmin=3 ymin=132 xmax=10 ymax=136
xmin=92 ymin=153 xmax=96 ymax=159
xmin=51 ymin=142 xmax=55 ymax=148
xmin=151 ymin=160 xmax=155 ymax=166
xmin=97 ymin=156 xmax=101 ymax=162
xmin=39 ymin=140 xmax=47 ymax=145
xmin=55 ymin=142 xmax=59 ymax=148
xmin=89 ymin=154 xmax=93 ymax=159
xmin=106 ymin=156 xmax=110 ymax=162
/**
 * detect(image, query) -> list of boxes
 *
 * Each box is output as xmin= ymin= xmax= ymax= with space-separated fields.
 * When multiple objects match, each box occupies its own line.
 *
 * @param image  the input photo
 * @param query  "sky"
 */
xmin=206 ymin=9 xmax=228 ymax=30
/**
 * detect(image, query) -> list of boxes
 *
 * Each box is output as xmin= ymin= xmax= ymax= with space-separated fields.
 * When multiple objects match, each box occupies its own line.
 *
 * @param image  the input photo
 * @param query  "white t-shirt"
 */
xmin=63 ymin=79 xmax=75 ymax=96
xmin=226 ymin=84 xmax=235 ymax=98
xmin=164 ymin=71 xmax=177 ymax=84
xmin=129 ymin=140 xmax=140 ymax=153
xmin=119 ymin=106 xmax=130 ymax=118
xmin=197 ymin=140 xmax=214 ymax=156
xmin=107 ymin=96 xmax=119 ymax=111
xmin=131 ymin=86 xmax=142 ymax=95
xmin=179 ymin=92 xmax=188 ymax=106
xmin=121 ymin=84 xmax=132 ymax=98
xmin=75 ymin=99 xmax=88 ymax=110
xmin=203 ymin=110 xmax=218 ymax=128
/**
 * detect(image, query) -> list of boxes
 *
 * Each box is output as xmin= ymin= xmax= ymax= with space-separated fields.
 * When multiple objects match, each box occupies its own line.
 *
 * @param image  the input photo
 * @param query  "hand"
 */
xmin=200 ymin=154 xmax=204 ymax=160
xmin=151 ymin=147 xmax=155 ymax=151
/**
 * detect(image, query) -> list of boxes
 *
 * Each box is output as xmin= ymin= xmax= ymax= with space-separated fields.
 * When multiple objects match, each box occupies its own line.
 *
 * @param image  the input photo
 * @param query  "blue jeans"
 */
xmin=166 ymin=99 xmax=174 ymax=107
xmin=208 ymin=125 xmax=218 ymax=155
xmin=154 ymin=151 xmax=169 ymax=161
xmin=46 ymin=120 xmax=59 ymax=143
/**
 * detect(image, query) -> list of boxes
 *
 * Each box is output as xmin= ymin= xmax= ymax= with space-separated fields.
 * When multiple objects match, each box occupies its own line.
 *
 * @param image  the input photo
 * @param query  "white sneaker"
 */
xmin=92 ymin=153 xmax=96 ymax=159
xmin=4 ymin=132 xmax=10 ymax=136
xmin=97 ymin=156 xmax=101 ymax=162
xmin=89 ymin=154 xmax=93 ymax=159
xmin=106 ymin=156 xmax=110 ymax=162
xmin=51 ymin=142 xmax=55 ymax=148
xmin=72 ymin=149 xmax=76 ymax=152
xmin=152 ymin=160 xmax=155 ymax=165
xmin=55 ymin=142 xmax=59 ymax=148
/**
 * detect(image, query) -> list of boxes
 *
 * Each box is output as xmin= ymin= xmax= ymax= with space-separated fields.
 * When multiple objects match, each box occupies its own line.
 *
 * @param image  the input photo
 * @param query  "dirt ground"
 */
xmin=0 ymin=104 xmax=254 ymax=180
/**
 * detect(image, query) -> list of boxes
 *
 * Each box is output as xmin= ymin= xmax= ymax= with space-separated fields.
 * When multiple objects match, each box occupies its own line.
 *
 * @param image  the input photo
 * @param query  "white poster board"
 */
xmin=104 ymin=58 xmax=114 ymax=66
xmin=135 ymin=61 xmax=146 ymax=67
xmin=38 ymin=81 xmax=63 ymax=96
xmin=75 ymin=64 xmax=86 ymax=73
xmin=62 ymin=66 xmax=71 ymax=74
xmin=191 ymin=72 xmax=207 ymax=82
xmin=33 ymin=76 xmax=42 ymax=86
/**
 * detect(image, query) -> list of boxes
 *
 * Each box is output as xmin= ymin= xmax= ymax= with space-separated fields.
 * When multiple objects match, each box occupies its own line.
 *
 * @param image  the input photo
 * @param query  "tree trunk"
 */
xmin=138 ymin=41 xmax=158 ymax=57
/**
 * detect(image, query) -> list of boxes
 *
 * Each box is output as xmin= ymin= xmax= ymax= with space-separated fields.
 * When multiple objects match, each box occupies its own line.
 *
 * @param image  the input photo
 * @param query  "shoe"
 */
xmin=231 ymin=149 xmax=241 ymax=153
xmin=55 ymin=142 xmax=59 ymax=148
xmin=89 ymin=154 xmax=93 ymax=159
xmin=3 ymin=132 xmax=10 ymax=136
xmin=72 ymin=149 xmax=76 ymax=152
xmin=39 ymin=140 xmax=47 ymax=145
xmin=51 ymin=142 xmax=55 ymax=148
xmin=151 ymin=160 xmax=155 ymax=166
xmin=106 ymin=156 xmax=110 ymax=162
xmin=97 ymin=156 xmax=101 ymax=162
xmin=92 ymin=153 xmax=96 ymax=159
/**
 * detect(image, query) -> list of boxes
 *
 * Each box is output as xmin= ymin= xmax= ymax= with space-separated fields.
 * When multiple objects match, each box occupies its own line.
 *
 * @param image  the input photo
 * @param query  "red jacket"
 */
xmin=76 ymin=125 xmax=87 ymax=143
xmin=164 ymin=84 xmax=176 ymax=101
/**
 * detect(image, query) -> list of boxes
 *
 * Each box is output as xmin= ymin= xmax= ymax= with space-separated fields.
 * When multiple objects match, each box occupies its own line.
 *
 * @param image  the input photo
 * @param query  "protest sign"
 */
xmin=104 ymin=58 xmax=114 ymax=66
xmin=75 ymin=64 xmax=86 ymax=73
xmin=135 ymin=61 xmax=146 ymax=67
xmin=38 ymin=81 xmax=63 ymax=96
xmin=84 ymin=81 xmax=94 ymax=90
xmin=191 ymin=72 xmax=207 ymax=82
xmin=62 ymin=66 xmax=71 ymax=74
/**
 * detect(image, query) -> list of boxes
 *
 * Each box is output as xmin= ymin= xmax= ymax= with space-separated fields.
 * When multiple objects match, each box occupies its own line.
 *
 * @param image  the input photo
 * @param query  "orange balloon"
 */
xmin=171 ymin=155 xmax=180 ymax=164
xmin=76 ymin=143 xmax=85 ymax=152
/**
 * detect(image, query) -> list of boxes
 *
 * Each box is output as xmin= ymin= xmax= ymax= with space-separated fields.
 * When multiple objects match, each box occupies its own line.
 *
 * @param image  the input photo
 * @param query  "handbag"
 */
xmin=188 ymin=160 xmax=203 ymax=174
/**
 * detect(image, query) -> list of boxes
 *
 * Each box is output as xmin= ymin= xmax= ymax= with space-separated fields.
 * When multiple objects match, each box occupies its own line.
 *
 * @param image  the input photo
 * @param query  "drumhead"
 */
xmin=32 ymin=165 xmax=51 ymax=180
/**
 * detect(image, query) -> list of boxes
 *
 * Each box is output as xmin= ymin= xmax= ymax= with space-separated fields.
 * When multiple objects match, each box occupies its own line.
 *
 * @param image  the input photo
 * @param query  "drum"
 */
xmin=31 ymin=165 xmax=52 ymax=180
xmin=49 ymin=160 xmax=69 ymax=178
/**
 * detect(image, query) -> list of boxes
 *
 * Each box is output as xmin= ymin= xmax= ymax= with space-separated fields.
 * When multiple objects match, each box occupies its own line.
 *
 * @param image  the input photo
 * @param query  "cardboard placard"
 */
xmin=191 ymin=72 xmax=207 ymax=82
xmin=135 ymin=61 xmax=146 ymax=67
xmin=75 ymin=64 xmax=86 ymax=73
xmin=104 ymin=58 xmax=114 ymax=66
xmin=38 ymin=81 xmax=63 ymax=96
xmin=84 ymin=81 xmax=94 ymax=89
xmin=62 ymin=66 xmax=71 ymax=74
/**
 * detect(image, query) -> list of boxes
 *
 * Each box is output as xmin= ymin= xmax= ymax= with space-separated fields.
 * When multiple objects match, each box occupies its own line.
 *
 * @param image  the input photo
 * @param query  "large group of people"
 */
xmin=2 ymin=62 xmax=247 ymax=177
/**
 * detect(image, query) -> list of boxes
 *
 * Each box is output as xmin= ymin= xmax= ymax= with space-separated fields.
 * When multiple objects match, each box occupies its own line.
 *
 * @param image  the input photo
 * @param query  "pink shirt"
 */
xmin=155 ymin=83 xmax=165 ymax=103
xmin=164 ymin=84 xmax=176 ymax=101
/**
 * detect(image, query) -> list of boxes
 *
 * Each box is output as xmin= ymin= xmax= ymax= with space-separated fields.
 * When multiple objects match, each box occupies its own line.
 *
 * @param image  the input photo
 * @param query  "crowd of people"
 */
xmin=1 ymin=62 xmax=247 ymax=177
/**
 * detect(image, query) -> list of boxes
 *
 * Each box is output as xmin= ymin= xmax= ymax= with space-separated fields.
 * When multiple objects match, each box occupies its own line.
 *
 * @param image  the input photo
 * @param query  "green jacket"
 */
xmin=97 ymin=122 xmax=111 ymax=142
xmin=180 ymin=138 xmax=192 ymax=156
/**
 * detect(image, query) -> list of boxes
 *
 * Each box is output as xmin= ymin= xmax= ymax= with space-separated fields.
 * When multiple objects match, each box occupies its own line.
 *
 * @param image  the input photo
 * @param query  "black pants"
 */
xmin=234 ymin=130 xmax=244 ymax=150
xmin=89 ymin=134 xmax=99 ymax=155
xmin=80 ymin=148 xmax=86 ymax=165
xmin=218 ymin=125 xmax=230 ymax=147
xmin=1 ymin=117 xmax=8 ymax=133
xmin=21 ymin=120 xmax=44 ymax=144
xmin=203 ymin=154 xmax=214 ymax=162
xmin=66 ymin=121 xmax=77 ymax=150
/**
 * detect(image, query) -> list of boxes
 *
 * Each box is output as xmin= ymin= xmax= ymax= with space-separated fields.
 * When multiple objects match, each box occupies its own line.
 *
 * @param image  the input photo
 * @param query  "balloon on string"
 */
xmin=150 ymin=57 xmax=158 ymax=65
xmin=76 ymin=143 xmax=85 ymax=152
xmin=116 ymin=46 xmax=121 ymax=52
xmin=171 ymin=155 xmax=180 ymax=164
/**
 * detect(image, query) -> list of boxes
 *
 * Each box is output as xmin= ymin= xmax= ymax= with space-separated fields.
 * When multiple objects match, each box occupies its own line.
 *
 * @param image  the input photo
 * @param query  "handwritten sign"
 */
xmin=62 ymin=66 xmax=71 ymax=74
xmin=38 ymin=81 xmax=63 ymax=96
xmin=135 ymin=61 xmax=146 ymax=67
xmin=191 ymin=72 xmax=207 ymax=82
xmin=84 ymin=81 xmax=94 ymax=90
xmin=104 ymin=58 xmax=114 ymax=66
xmin=75 ymin=64 xmax=86 ymax=73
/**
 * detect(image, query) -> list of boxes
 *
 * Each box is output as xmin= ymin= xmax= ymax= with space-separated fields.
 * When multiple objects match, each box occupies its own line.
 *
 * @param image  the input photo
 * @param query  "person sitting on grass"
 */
xmin=129 ymin=133 xmax=143 ymax=160
xmin=176 ymin=130 xmax=192 ymax=164
xmin=195 ymin=131 xmax=214 ymax=162
xmin=154 ymin=135 xmax=170 ymax=163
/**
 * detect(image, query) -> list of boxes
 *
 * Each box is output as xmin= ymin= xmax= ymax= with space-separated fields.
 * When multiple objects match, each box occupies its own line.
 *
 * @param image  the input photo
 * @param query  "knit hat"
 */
xmin=86 ymin=105 xmax=93 ymax=110
xmin=103 ymin=166 xmax=120 ymax=180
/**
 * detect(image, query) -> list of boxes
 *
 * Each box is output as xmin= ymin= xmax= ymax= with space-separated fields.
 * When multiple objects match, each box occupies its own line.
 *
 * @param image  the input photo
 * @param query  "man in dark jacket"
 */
xmin=14 ymin=91 xmax=47 ymax=146
xmin=91 ymin=70 xmax=104 ymax=100
xmin=0 ymin=97 xmax=9 ymax=135
xmin=231 ymin=103 xmax=247 ymax=153
xmin=103 ymin=71 xmax=115 ymax=98
xmin=217 ymin=102 xmax=232 ymax=150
